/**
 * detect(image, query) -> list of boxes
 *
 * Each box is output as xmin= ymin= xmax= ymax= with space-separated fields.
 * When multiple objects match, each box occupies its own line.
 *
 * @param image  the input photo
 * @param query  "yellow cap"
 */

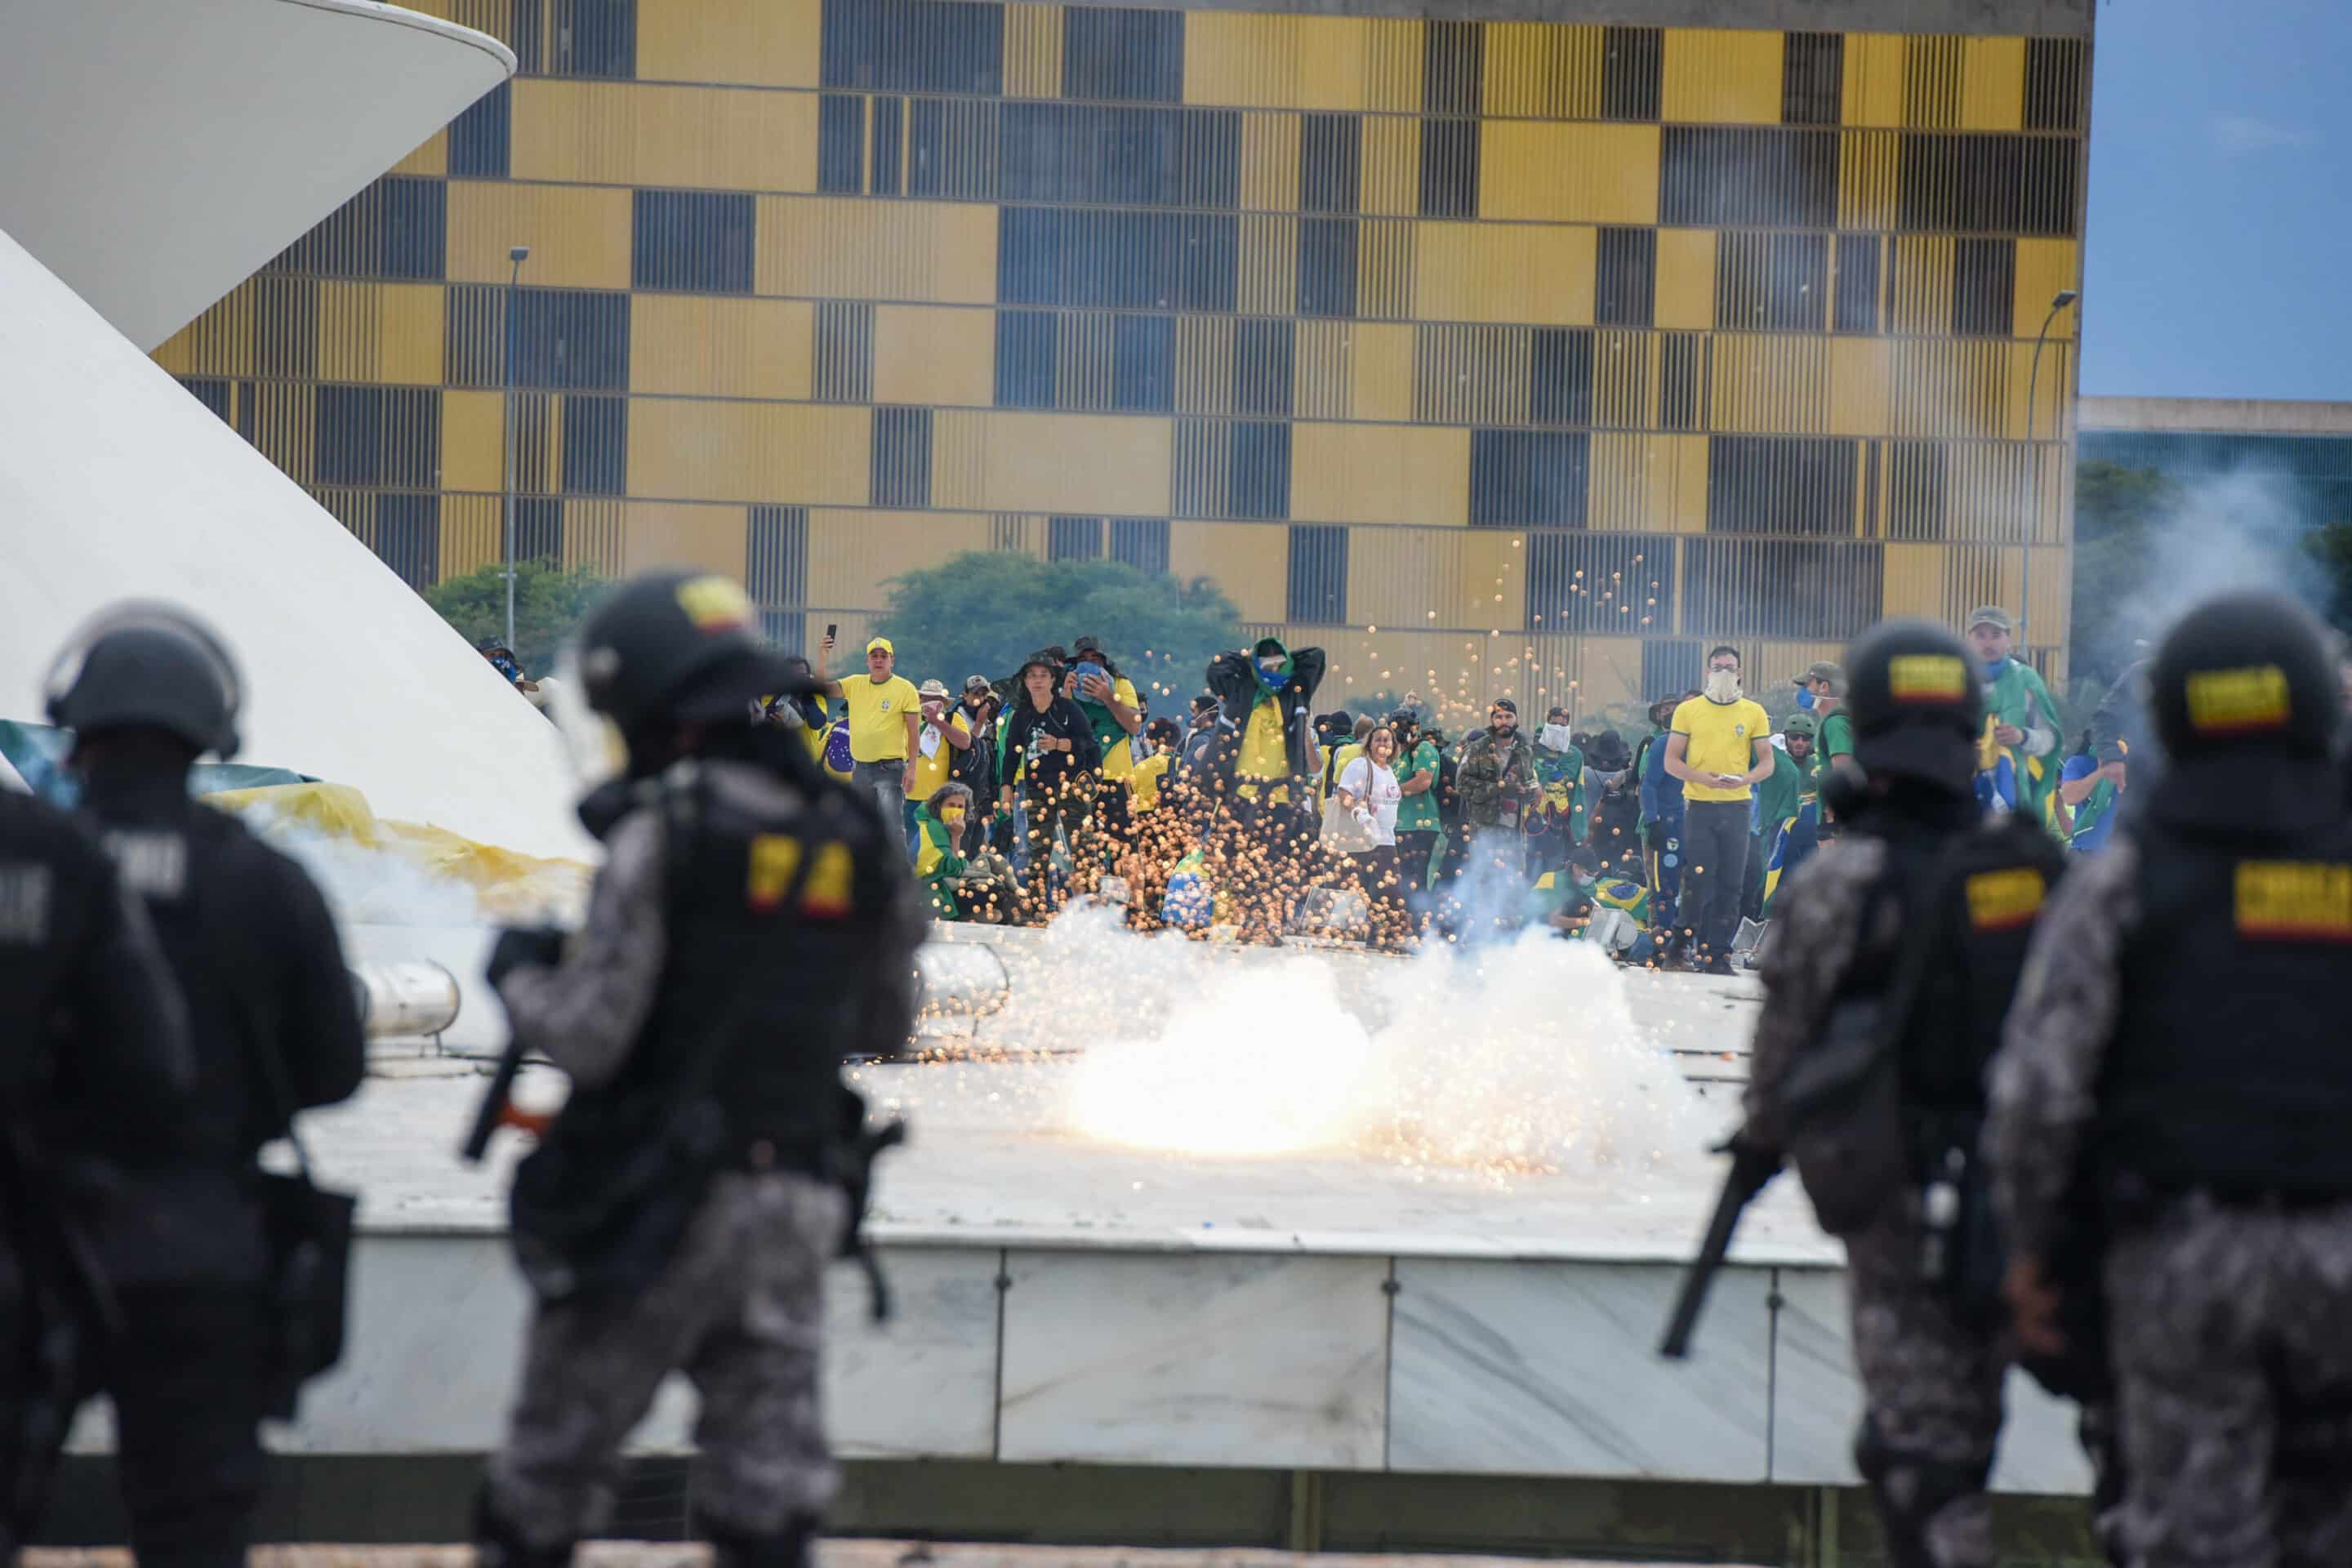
xmin=866 ymin=637 xmax=894 ymax=657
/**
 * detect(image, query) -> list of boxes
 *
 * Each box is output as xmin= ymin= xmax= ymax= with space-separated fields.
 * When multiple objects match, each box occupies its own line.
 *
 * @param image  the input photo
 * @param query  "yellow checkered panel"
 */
xmin=155 ymin=4 xmax=2089 ymax=677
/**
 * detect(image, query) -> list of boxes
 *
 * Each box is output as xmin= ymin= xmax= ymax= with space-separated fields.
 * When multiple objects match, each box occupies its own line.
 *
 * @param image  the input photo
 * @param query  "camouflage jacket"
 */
xmin=1455 ymin=728 xmax=1536 ymax=827
xmin=1742 ymin=835 xmax=1895 ymax=1152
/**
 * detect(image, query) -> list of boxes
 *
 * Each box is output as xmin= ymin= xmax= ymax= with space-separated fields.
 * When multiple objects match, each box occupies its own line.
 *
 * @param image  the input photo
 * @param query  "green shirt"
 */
xmin=1815 ymin=710 xmax=1855 ymax=773
xmin=1754 ymin=746 xmax=1815 ymax=840
xmin=1392 ymin=738 xmax=1442 ymax=834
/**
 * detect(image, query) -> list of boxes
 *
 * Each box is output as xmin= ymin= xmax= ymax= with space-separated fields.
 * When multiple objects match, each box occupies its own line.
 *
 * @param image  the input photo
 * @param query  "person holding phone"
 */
xmin=995 ymin=650 xmax=1102 ymax=914
xmin=817 ymin=629 xmax=920 ymax=849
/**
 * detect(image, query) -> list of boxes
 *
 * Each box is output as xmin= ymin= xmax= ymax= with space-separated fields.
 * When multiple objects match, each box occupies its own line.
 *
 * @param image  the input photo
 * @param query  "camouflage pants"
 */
xmin=2106 ymin=1194 xmax=2352 ymax=1568
xmin=488 ymin=1170 xmax=849 ymax=1548
xmin=1846 ymin=1223 xmax=2009 ymax=1568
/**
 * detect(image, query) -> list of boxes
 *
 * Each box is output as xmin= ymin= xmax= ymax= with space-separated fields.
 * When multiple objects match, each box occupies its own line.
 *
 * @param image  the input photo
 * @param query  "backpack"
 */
xmin=1434 ymin=747 xmax=1463 ymax=828
xmin=1780 ymin=819 xmax=2065 ymax=1239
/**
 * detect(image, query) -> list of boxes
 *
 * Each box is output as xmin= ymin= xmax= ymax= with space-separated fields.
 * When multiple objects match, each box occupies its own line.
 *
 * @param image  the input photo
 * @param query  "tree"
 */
xmin=421 ymin=561 xmax=614 ymax=675
xmin=872 ymin=554 xmax=1241 ymax=715
xmin=2302 ymin=521 xmax=2352 ymax=635
xmin=2069 ymin=462 xmax=2185 ymax=688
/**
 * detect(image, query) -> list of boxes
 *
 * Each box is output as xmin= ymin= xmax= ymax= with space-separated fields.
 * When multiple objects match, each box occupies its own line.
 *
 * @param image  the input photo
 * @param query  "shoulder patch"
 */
xmin=2235 ymin=861 xmax=2352 ymax=941
xmin=1964 ymin=866 xmax=2046 ymax=931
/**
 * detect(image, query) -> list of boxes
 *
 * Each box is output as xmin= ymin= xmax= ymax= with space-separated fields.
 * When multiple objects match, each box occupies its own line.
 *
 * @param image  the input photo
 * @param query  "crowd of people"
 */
xmin=744 ymin=608 xmax=2116 ymax=969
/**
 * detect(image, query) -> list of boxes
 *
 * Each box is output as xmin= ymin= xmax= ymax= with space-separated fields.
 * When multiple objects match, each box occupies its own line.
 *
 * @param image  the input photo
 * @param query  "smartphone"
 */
xmin=825 ymin=622 xmax=838 ymax=641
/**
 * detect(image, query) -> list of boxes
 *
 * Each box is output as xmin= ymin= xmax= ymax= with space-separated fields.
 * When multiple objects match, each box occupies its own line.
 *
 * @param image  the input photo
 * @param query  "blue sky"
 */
xmin=2082 ymin=0 xmax=2350 ymax=400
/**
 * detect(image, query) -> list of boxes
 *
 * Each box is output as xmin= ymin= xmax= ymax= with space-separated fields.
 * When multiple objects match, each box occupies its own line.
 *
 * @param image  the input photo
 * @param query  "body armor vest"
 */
xmin=2100 ymin=817 xmax=2352 ymax=1200
xmin=554 ymin=762 xmax=889 ymax=1172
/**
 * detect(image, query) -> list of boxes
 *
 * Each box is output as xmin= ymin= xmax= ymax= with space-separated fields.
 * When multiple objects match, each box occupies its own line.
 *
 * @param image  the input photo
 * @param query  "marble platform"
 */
xmin=75 ymin=940 xmax=2090 ymax=1503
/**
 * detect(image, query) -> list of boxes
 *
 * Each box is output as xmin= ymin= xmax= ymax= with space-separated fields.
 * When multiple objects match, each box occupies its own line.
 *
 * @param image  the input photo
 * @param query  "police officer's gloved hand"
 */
xmin=487 ymin=924 xmax=568 ymax=987
xmin=1712 ymin=1129 xmax=1784 ymax=1196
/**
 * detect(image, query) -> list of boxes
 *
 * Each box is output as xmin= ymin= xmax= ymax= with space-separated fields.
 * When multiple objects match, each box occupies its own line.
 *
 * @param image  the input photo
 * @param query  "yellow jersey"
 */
xmin=1128 ymin=751 xmax=1171 ymax=810
xmin=1669 ymin=696 xmax=1771 ymax=803
xmin=842 ymin=673 xmax=920 ymax=763
xmin=906 ymin=709 xmax=970 ymax=801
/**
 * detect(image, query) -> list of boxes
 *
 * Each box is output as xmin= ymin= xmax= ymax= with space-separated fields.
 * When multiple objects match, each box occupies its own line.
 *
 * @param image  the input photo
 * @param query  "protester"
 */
xmin=1388 ymin=709 xmax=1443 ymax=904
xmin=954 ymin=675 xmax=1003 ymax=846
xmin=1455 ymin=697 xmax=1538 ymax=893
xmin=818 ymin=632 xmax=921 ymax=845
xmin=906 ymin=678 xmax=973 ymax=826
xmin=760 ymin=657 xmax=833 ymax=773
xmin=1328 ymin=724 xmax=1408 ymax=949
xmin=1528 ymin=709 xmax=1585 ymax=884
xmin=1967 ymin=606 xmax=2062 ymax=820
xmin=1128 ymin=717 xmax=1180 ymax=813
xmin=1664 ymin=648 xmax=1772 ymax=973
xmin=1636 ymin=692 xmax=1692 ymax=950
xmin=1116 ymin=718 xmax=1187 ymax=930
xmin=996 ymin=650 xmax=1102 ymax=914
xmin=1169 ymin=691 xmax=1238 ymax=823
xmin=1751 ymin=710 xmax=1821 ymax=925
xmin=1581 ymin=729 xmax=1642 ymax=880
xmin=1066 ymin=635 xmax=1144 ymax=862
xmin=1204 ymin=638 xmax=1327 ymax=942
xmin=2055 ymin=735 xmax=2127 ymax=854
xmin=915 ymin=782 xmax=1022 ymax=924
xmin=1316 ymin=713 xmax=1372 ymax=811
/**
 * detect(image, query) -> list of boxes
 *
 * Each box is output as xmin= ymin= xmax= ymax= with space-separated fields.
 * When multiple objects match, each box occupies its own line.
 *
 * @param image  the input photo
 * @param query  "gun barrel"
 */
xmin=459 ymin=1045 xmax=527 ymax=1164
xmin=1657 ymin=1162 xmax=1765 ymax=1360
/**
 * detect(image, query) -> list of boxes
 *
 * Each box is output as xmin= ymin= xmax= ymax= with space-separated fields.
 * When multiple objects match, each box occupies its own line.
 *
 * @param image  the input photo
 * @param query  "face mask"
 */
xmin=1795 ymin=687 xmax=1815 ymax=710
xmin=940 ymin=807 xmax=966 ymax=825
xmin=1539 ymin=722 xmax=1575 ymax=751
xmin=1704 ymin=670 xmax=1741 ymax=702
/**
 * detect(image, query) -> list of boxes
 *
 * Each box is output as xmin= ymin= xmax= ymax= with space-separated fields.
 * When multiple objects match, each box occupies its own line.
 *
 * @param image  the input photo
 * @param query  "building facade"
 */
xmin=2078 ymin=396 xmax=2352 ymax=532
xmin=154 ymin=0 xmax=2093 ymax=710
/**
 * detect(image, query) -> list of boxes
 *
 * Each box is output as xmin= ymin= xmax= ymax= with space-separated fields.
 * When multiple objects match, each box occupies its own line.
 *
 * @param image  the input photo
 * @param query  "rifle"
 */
xmin=460 ymin=926 xmax=567 ymax=1164
xmin=459 ymin=1031 xmax=555 ymax=1164
xmin=1658 ymin=1139 xmax=1781 ymax=1360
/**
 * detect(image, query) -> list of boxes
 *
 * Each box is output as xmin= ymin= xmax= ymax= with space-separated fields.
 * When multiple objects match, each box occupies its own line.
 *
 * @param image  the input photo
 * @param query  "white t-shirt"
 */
xmin=1338 ymin=755 xmax=1401 ymax=845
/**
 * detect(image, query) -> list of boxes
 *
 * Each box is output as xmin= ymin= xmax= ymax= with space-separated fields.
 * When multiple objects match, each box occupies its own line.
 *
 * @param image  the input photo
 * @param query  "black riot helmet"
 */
xmin=2150 ymin=590 xmax=2336 ymax=763
xmin=2145 ymin=591 xmax=2340 ymax=831
xmin=567 ymin=571 xmax=802 ymax=741
xmin=1841 ymin=618 xmax=1984 ymax=795
xmin=44 ymin=602 xmax=243 ymax=759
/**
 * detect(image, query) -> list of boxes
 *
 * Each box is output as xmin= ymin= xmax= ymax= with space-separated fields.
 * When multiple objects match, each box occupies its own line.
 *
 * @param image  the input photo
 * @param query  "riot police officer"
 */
xmin=475 ymin=572 xmax=922 ymax=1568
xmin=41 ymin=603 xmax=367 ymax=1566
xmin=0 ymin=788 xmax=192 ymax=1559
xmin=1989 ymin=590 xmax=2352 ymax=1566
xmin=1735 ymin=619 xmax=2067 ymax=1568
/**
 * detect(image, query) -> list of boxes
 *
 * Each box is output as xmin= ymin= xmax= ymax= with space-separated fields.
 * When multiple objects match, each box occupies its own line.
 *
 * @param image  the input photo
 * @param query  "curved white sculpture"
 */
xmin=0 ymin=0 xmax=514 ymax=349
xmin=0 ymin=224 xmax=591 ymax=859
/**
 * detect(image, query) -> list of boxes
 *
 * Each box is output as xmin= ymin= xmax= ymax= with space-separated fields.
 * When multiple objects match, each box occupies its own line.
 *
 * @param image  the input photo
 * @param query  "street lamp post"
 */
xmin=2019 ymin=287 xmax=2079 ymax=670
xmin=501 ymin=245 xmax=530 ymax=653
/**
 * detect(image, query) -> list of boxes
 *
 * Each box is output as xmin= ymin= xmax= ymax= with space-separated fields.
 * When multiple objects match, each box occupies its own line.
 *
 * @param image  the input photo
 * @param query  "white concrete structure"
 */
xmin=0 ymin=2 xmax=592 ymax=858
xmin=0 ymin=0 xmax=514 ymax=350
xmin=0 ymin=228 xmax=591 ymax=859
xmin=127 ymin=960 xmax=2091 ymax=1503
